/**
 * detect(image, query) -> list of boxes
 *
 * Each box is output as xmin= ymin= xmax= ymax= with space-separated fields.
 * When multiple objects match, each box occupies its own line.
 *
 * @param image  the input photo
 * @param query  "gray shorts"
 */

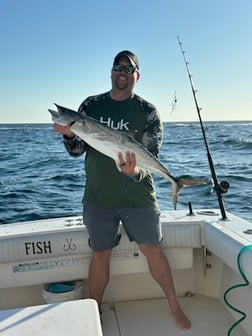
xmin=83 ymin=202 xmax=162 ymax=251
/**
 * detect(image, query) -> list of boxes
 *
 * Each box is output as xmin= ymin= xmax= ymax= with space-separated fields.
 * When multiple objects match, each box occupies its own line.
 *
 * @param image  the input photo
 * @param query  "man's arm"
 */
xmin=53 ymin=117 xmax=88 ymax=158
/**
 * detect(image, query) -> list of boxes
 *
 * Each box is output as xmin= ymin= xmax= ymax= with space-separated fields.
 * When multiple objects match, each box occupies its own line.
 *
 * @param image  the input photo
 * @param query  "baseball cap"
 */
xmin=113 ymin=50 xmax=139 ymax=70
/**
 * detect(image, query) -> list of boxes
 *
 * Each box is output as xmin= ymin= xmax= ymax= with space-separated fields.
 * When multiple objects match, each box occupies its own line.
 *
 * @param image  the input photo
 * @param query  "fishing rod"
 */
xmin=177 ymin=36 xmax=229 ymax=220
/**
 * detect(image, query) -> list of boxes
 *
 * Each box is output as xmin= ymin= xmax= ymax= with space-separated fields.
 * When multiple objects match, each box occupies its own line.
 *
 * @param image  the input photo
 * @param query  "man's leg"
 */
xmin=139 ymin=243 xmax=191 ymax=330
xmin=88 ymin=249 xmax=112 ymax=309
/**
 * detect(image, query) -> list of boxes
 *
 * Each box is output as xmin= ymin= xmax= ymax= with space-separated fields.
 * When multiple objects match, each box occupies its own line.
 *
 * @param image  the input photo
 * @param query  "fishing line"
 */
xmin=177 ymin=36 xmax=229 ymax=220
xmin=223 ymin=245 xmax=252 ymax=335
xmin=169 ymin=90 xmax=177 ymax=115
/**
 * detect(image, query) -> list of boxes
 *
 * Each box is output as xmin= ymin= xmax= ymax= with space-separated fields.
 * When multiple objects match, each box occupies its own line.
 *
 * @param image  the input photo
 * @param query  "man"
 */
xmin=54 ymin=50 xmax=191 ymax=330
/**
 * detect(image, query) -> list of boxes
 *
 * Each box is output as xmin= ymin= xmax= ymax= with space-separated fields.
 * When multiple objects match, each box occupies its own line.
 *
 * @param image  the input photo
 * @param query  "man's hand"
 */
xmin=118 ymin=151 xmax=140 ymax=176
xmin=53 ymin=124 xmax=74 ymax=138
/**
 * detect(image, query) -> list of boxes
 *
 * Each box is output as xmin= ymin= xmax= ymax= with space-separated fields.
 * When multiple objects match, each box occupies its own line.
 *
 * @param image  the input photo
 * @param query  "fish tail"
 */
xmin=172 ymin=178 xmax=206 ymax=209
xmin=171 ymin=179 xmax=183 ymax=210
xmin=179 ymin=178 xmax=206 ymax=186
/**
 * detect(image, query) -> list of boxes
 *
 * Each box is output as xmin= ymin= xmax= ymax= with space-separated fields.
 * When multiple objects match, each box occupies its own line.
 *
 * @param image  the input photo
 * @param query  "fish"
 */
xmin=49 ymin=104 xmax=205 ymax=209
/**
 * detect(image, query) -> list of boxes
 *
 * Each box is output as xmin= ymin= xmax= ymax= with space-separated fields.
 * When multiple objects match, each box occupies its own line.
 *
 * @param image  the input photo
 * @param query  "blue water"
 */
xmin=0 ymin=121 xmax=252 ymax=224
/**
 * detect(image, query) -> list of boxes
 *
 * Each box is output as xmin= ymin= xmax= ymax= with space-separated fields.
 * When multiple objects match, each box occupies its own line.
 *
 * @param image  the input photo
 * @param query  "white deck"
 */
xmin=102 ymin=295 xmax=248 ymax=336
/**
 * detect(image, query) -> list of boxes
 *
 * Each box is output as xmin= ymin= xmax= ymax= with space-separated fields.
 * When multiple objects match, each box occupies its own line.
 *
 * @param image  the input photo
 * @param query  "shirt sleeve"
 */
xmin=63 ymin=135 xmax=88 ymax=157
xmin=62 ymin=101 xmax=89 ymax=157
xmin=132 ymin=104 xmax=163 ymax=182
xmin=142 ymin=107 xmax=163 ymax=157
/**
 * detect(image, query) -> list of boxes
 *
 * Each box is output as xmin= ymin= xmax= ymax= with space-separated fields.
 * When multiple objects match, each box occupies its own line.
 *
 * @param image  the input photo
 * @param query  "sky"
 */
xmin=0 ymin=0 xmax=251 ymax=123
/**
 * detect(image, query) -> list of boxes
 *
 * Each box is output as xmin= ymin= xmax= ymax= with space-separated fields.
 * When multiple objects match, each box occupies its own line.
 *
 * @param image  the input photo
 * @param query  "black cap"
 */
xmin=113 ymin=50 xmax=139 ymax=69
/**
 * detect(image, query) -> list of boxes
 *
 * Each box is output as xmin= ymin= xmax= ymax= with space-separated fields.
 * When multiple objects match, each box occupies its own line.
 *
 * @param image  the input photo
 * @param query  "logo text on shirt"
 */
xmin=99 ymin=117 xmax=130 ymax=131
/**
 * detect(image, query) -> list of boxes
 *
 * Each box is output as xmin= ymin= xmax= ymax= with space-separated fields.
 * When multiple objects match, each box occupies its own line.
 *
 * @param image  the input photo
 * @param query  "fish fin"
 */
xmin=171 ymin=180 xmax=184 ymax=210
xmin=125 ymin=130 xmax=138 ymax=138
xmin=179 ymin=178 xmax=206 ymax=186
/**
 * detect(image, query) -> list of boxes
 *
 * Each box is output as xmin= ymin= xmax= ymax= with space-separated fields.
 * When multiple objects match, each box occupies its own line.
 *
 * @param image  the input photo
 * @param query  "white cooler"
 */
xmin=0 ymin=299 xmax=103 ymax=335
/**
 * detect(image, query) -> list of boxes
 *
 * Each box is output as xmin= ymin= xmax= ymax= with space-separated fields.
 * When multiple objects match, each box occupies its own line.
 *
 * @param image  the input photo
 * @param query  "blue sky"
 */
xmin=0 ymin=0 xmax=251 ymax=123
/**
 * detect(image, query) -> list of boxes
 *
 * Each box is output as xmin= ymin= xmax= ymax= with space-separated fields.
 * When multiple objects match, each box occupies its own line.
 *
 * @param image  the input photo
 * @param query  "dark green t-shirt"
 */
xmin=64 ymin=91 xmax=163 ymax=208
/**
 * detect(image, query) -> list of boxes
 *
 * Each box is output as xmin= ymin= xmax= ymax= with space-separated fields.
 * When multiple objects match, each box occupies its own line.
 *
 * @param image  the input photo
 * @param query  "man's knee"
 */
xmin=138 ymin=243 xmax=162 ymax=257
xmin=92 ymin=249 xmax=112 ymax=262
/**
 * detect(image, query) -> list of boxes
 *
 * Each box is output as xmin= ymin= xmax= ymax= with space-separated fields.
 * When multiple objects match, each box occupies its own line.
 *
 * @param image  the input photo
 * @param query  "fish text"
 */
xmin=25 ymin=241 xmax=52 ymax=255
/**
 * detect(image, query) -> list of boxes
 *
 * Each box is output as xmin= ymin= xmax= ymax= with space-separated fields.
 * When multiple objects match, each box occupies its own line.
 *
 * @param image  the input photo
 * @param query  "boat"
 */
xmin=1 ymin=40 xmax=251 ymax=336
xmin=0 ymin=205 xmax=251 ymax=335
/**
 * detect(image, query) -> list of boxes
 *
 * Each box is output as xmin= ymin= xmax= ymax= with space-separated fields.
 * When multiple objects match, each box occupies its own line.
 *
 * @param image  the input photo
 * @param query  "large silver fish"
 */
xmin=49 ymin=104 xmax=205 ymax=209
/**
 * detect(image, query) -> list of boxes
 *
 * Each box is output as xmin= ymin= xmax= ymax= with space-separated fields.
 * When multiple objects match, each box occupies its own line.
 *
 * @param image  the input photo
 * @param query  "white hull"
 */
xmin=0 ymin=209 xmax=251 ymax=335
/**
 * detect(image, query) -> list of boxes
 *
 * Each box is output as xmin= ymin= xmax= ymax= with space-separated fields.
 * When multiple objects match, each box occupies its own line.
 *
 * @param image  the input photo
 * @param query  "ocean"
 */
xmin=0 ymin=121 xmax=251 ymax=225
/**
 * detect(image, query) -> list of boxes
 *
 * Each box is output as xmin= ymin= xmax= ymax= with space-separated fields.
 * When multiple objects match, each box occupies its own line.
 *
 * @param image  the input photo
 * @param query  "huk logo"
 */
xmin=99 ymin=117 xmax=130 ymax=131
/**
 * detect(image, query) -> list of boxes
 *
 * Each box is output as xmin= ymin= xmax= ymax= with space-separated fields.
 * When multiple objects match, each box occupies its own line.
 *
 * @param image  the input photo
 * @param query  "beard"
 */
xmin=114 ymin=77 xmax=129 ymax=91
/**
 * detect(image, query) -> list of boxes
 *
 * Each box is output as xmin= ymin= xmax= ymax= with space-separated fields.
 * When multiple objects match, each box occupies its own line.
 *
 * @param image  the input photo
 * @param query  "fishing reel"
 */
xmin=211 ymin=180 xmax=230 ymax=194
xmin=219 ymin=181 xmax=230 ymax=194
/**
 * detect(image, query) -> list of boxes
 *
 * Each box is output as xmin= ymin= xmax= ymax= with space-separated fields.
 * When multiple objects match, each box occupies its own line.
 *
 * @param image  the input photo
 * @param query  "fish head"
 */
xmin=48 ymin=104 xmax=85 ymax=126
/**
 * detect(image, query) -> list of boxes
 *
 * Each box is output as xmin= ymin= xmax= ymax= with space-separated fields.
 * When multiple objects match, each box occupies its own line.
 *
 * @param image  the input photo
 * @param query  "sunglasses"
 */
xmin=112 ymin=64 xmax=138 ymax=74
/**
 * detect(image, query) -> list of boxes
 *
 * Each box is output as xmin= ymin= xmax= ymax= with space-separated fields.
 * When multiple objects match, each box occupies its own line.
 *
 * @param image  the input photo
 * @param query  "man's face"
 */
xmin=111 ymin=57 xmax=140 ymax=92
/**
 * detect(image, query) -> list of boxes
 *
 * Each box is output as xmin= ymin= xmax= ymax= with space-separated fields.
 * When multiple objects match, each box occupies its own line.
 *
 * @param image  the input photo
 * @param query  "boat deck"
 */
xmin=102 ymin=295 xmax=248 ymax=336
